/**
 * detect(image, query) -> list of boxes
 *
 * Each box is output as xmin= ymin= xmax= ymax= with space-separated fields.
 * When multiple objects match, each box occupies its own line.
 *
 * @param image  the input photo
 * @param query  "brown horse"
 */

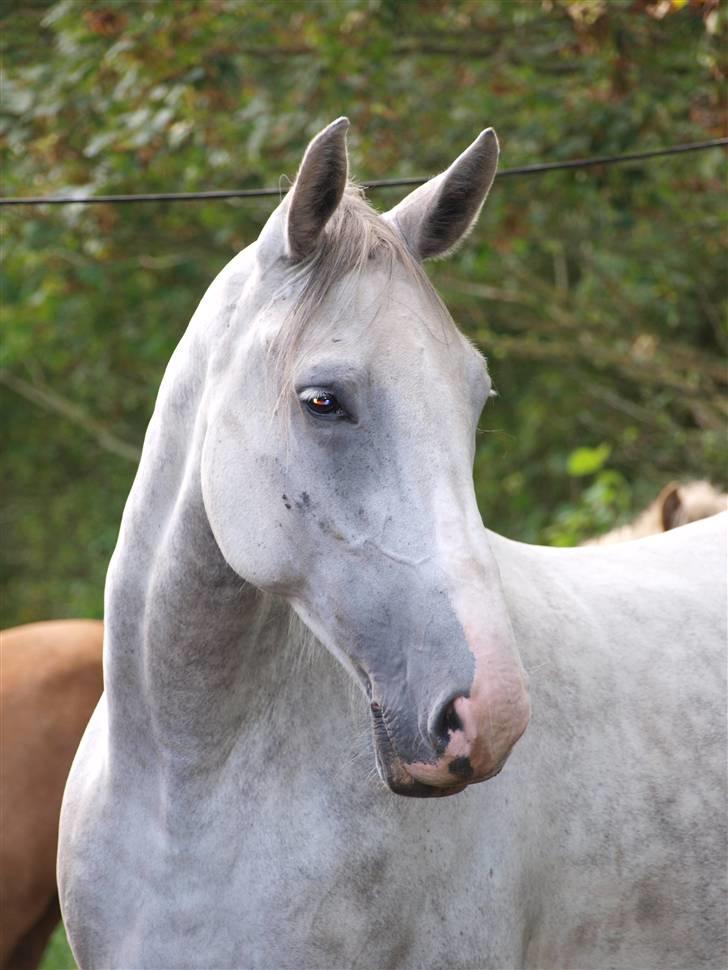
xmin=0 ymin=620 xmax=103 ymax=970
xmin=587 ymin=479 xmax=728 ymax=545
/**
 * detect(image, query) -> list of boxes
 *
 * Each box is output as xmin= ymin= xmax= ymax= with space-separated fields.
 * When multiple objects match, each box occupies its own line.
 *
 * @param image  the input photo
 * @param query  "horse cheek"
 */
xmin=200 ymin=430 xmax=304 ymax=594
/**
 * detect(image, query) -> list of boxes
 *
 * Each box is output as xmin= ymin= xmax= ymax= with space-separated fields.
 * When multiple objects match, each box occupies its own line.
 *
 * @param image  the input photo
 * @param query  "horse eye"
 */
xmin=303 ymin=390 xmax=346 ymax=418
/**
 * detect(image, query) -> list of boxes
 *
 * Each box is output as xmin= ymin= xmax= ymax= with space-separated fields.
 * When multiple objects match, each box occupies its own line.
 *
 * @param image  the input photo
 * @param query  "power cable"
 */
xmin=1 ymin=138 xmax=725 ymax=207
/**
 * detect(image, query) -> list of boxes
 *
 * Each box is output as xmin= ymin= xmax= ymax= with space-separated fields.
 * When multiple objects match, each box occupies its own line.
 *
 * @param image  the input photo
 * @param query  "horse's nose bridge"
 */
xmin=361 ymin=504 xmax=531 ymax=780
xmin=371 ymin=570 xmax=478 ymax=764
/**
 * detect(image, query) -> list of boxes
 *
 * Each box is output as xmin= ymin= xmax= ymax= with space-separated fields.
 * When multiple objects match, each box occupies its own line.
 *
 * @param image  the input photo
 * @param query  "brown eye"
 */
xmin=303 ymin=389 xmax=346 ymax=418
xmin=310 ymin=393 xmax=336 ymax=412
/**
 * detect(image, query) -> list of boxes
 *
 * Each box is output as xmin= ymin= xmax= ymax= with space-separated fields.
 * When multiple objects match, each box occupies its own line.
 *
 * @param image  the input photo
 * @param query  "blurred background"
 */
xmin=3 ymin=0 xmax=727 ymax=631
xmin=0 ymin=1 xmax=725 ymax=962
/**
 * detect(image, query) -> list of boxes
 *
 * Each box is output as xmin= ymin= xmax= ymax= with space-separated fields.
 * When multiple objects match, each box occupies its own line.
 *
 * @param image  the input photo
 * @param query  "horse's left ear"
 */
xmin=383 ymin=128 xmax=499 ymax=260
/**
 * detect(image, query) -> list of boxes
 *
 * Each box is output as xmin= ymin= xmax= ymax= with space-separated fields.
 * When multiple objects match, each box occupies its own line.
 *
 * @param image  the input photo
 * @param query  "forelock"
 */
xmin=269 ymin=183 xmax=452 ymax=389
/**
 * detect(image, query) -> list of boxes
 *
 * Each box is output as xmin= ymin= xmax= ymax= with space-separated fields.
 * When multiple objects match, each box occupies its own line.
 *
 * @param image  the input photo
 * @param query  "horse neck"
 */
xmin=102 ymin=328 xmax=292 ymax=783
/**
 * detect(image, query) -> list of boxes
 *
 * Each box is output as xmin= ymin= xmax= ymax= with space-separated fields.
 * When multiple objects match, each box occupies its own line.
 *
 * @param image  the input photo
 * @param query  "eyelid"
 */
xmin=300 ymin=386 xmax=335 ymax=402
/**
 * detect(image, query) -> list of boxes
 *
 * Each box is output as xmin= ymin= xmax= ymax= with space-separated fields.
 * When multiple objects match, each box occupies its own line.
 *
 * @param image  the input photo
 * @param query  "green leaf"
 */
xmin=567 ymin=444 xmax=612 ymax=477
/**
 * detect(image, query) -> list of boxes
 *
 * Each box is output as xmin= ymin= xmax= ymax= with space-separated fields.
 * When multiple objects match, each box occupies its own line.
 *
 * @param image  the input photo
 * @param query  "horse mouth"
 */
xmin=385 ymin=776 xmax=470 ymax=798
xmin=381 ymin=759 xmax=506 ymax=798
xmin=369 ymin=703 xmax=470 ymax=798
xmin=375 ymin=748 xmax=471 ymax=797
xmin=369 ymin=697 xmax=508 ymax=798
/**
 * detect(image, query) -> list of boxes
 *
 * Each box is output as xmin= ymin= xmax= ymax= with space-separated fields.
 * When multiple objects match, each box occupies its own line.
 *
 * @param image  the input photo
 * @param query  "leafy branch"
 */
xmin=0 ymin=369 xmax=141 ymax=463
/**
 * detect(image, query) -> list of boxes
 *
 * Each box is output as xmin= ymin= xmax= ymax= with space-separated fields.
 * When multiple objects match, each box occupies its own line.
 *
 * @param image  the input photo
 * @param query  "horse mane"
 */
xmin=270 ymin=183 xmax=456 ymax=392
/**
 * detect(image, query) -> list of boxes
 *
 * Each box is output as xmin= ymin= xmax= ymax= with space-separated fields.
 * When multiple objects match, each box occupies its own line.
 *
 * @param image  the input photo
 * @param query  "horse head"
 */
xmin=201 ymin=119 xmax=530 ymax=797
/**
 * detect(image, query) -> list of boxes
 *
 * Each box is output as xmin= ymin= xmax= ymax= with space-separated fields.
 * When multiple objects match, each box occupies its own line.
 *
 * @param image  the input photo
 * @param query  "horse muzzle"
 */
xmin=370 ymin=682 xmax=530 ymax=799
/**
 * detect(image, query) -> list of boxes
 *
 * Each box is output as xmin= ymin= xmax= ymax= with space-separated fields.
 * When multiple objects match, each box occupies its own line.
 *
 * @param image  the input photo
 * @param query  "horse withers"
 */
xmin=58 ymin=120 xmax=727 ymax=969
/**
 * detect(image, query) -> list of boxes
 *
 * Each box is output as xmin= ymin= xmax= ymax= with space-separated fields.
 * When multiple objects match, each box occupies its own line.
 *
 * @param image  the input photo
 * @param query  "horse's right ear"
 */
xmin=257 ymin=118 xmax=349 ymax=267
xmin=286 ymin=117 xmax=350 ymax=260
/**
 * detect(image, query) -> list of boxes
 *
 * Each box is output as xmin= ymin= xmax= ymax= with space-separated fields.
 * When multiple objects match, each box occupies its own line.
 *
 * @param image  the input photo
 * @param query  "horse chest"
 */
xmin=89 ymin=758 xmax=531 ymax=970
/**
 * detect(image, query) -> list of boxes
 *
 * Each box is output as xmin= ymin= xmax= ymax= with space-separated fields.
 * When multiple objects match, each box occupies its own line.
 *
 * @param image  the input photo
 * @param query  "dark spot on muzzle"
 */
xmin=448 ymin=756 xmax=474 ymax=780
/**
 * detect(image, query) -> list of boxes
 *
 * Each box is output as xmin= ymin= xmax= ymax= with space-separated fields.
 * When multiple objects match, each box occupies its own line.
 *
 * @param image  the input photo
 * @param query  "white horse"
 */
xmin=58 ymin=119 xmax=727 ymax=970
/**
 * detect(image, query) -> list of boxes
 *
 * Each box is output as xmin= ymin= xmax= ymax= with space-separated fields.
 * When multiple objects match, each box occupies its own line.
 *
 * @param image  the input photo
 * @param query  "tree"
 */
xmin=1 ymin=0 xmax=725 ymax=627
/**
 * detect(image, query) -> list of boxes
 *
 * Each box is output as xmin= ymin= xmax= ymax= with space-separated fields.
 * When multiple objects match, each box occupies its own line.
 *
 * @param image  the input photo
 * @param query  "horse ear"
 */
xmin=383 ymin=128 xmax=499 ymax=261
xmin=658 ymin=482 xmax=683 ymax=531
xmin=286 ymin=117 xmax=350 ymax=261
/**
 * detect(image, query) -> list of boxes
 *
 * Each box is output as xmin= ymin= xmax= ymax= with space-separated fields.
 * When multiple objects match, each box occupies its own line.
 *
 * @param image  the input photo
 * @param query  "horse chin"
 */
xmin=387 ymin=777 xmax=470 ymax=799
xmin=375 ymin=749 xmax=508 ymax=798
xmin=372 ymin=753 xmax=470 ymax=798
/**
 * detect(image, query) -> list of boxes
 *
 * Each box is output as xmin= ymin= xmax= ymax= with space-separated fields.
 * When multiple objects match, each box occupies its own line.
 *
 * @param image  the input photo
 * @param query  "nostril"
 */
xmin=443 ymin=701 xmax=463 ymax=735
xmin=431 ymin=695 xmax=465 ymax=749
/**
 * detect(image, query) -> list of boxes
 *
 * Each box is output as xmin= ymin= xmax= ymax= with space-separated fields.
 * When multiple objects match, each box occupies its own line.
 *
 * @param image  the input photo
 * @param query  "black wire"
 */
xmin=1 ymin=138 xmax=725 ymax=207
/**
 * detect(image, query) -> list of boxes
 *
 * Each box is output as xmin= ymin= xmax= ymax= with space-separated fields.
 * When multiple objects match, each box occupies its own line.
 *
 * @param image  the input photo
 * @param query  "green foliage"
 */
xmin=2 ymin=0 xmax=726 ymax=624
xmin=567 ymin=443 xmax=611 ymax=477
xmin=546 ymin=468 xmax=632 ymax=546
xmin=543 ymin=443 xmax=633 ymax=544
xmin=40 ymin=924 xmax=76 ymax=970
